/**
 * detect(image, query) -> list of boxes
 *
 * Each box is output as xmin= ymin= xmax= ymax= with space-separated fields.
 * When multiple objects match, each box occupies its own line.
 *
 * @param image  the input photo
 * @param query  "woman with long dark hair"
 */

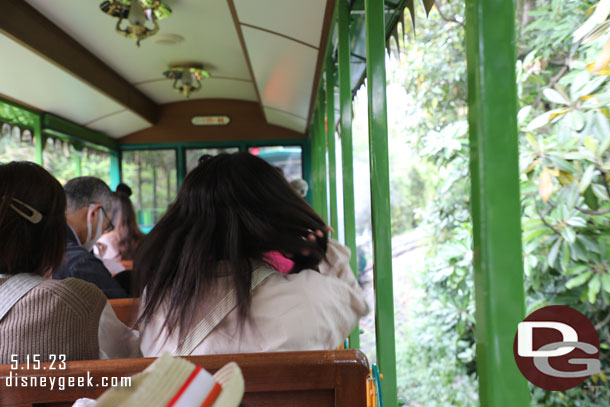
xmin=136 ymin=152 xmax=368 ymax=355
xmin=96 ymin=191 xmax=144 ymax=271
xmin=0 ymin=161 xmax=139 ymax=363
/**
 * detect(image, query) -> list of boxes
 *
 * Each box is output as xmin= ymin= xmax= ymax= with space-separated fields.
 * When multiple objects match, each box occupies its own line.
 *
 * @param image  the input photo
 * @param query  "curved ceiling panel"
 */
xmin=24 ymin=0 xmax=251 ymax=103
xmin=0 ymin=33 xmax=123 ymax=126
xmin=242 ymin=26 xmax=317 ymax=120
xmin=264 ymin=107 xmax=307 ymax=134
xmin=233 ymin=0 xmax=327 ymax=47
xmin=86 ymin=109 xmax=150 ymax=139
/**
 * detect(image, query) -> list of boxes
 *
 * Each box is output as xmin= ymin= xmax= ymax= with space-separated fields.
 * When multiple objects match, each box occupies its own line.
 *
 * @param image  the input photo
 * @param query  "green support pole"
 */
xmin=465 ymin=0 xmax=530 ymax=406
xmin=318 ymin=87 xmax=329 ymax=224
xmin=177 ymin=146 xmax=186 ymax=186
xmin=311 ymin=108 xmax=326 ymax=220
xmin=110 ymin=151 xmax=121 ymax=190
xmin=338 ymin=0 xmax=360 ymax=350
xmin=326 ymin=54 xmax=339 ymax=236
xmin=364 ymin=0 xmax=397 ymax=405
xmin=33 ymin=116 xmax=43 ymax=166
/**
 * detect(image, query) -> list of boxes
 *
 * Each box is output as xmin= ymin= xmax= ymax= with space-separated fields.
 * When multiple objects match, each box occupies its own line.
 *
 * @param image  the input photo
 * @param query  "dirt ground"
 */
xmin=357 ymin=232 xmax=425 ymax=365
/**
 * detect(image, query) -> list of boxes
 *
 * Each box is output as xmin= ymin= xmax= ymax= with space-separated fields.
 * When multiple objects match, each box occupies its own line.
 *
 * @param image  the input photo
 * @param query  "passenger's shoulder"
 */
xmin=322 ymin=239 xmax=351 ymax=267
xmin=38 ymin=278 xmax=107 ymax=312
xmin=67 ymin=250 xmax=109 ymax=274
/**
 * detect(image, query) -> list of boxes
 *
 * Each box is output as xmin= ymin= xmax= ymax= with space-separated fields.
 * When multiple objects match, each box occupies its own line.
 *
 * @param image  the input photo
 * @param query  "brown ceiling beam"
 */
xmin=0 ymin=1 xmax=159 ymax=125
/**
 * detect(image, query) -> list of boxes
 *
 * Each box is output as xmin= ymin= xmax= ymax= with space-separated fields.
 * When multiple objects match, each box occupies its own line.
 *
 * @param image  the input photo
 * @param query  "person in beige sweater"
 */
xmin=0 ymin=161 xmax=138 ymax=364
xmin=135 ymin=152 xmax=369 ymax=356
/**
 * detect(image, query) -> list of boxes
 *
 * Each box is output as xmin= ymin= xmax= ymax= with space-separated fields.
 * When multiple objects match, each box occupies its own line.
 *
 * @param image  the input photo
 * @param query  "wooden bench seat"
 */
xmin=0 ymin=350 xmax=369 ymax=407
xmin=108 ymin=298 xmax=139 ymax=327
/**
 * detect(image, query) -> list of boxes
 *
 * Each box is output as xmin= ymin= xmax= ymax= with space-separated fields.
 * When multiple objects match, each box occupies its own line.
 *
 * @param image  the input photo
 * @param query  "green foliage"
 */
xmin=387 ymin=0 xmax=479 ymax=404
xmin=391 ymin=0 xmax=610 ymax=405
xmin=517 ymin=1 xmax=610 ymax=402
xmin=122 ymin=149 xmax=177 ymax=226
xmin=0 ymin=131 xmax=35 ymax=164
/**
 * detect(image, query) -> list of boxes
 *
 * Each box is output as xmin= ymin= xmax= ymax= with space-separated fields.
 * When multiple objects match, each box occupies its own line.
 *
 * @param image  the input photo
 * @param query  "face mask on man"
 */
xmin=82 ymin=204 xmax=104 ymax=252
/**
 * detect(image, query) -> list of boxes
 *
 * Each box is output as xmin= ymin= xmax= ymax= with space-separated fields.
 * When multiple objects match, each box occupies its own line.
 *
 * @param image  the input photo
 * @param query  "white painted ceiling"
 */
xmin=0 ymin=0 xmax=329 ymax=137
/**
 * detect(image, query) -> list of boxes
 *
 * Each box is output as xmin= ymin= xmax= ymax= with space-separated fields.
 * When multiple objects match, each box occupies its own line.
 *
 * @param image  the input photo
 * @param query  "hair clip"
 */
xmin=3 ymin=196 xmax=43 ymax=224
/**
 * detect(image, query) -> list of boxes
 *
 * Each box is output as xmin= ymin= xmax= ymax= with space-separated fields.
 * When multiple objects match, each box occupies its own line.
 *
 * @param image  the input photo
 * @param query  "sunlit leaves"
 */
xmin=573 ymin=0 xmax=610 ymax=43
xmin=566 ymin=271 xmax=592 ymax=289
xmin=543 ymin=88 xmax=571 ymax=105
xmin=539 ymin=167 xmax=554 ymax=201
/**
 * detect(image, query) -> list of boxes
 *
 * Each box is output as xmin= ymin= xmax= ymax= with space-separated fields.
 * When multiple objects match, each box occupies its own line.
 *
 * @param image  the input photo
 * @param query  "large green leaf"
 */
xmin=579 ymin=165 xmax=596 ymax=192
xmin=565 ymin=271 xmax=592 ymax=289
xmin=601 ymin=273 xmax=610 ymax=293
xmin=543 ymin=88 xmax=570 ymax=105
xmin=588 ymin=275 xmax=601 ymax=303
xmin=548 ymin=239 xmax=562 ymax=266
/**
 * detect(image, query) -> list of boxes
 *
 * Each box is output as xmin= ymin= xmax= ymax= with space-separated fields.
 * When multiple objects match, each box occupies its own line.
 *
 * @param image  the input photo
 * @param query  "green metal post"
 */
xmin=326 ymin=53 xmax=339 ymax=236
xmin=311 ymin=107 xmax=326 ymax=221
xmin=33 ymin=115 xmax=43 ymax=166
xmin=338 ymin=0 xmax=360 ymax=350
xmin=465 ymin=0 xmax=530 ymax=406
xmin=318 ymin=86 xmax=329 ymax=224
xmin=176 ymin=146 xmax=186 ymax=186
xmin=364 ymin=0 xmax=397 ymax=405
xmin=110 ymin=151 xmax=121 ymax=190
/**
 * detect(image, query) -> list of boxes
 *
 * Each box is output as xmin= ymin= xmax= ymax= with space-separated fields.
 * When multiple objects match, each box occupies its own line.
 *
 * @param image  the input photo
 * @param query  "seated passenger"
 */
xmin=137 ymin=152 xmax=369 ymax=356
xmin=53 ymin=177 xmax=128 ymax=299
xmin=0 ymin=162 xmax=138 ymax=363
xmin=95 ymin=191 xmax=144 ymax=274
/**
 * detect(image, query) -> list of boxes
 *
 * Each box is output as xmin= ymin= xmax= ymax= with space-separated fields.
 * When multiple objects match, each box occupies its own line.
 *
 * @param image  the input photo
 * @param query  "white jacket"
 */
xmin=140 ymin=240 xmax=369 ymax=356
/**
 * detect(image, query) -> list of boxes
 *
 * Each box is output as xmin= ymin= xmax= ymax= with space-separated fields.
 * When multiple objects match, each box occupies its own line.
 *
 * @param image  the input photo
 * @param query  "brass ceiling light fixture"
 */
xmin=163 ymin=64 xmax=210 ymax=98
xmin=99 ymin=0 xmax=172 ymax=46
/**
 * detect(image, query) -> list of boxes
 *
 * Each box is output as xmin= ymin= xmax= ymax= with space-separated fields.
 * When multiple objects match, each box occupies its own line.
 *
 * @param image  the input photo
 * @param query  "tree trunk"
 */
xmin=519 ymin=0 xmax=537 ymax=39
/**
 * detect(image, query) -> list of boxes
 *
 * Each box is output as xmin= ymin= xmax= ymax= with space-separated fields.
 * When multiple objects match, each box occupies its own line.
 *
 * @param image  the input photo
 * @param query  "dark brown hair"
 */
xmin=0 ymin=161 xmax=67 ymax=277
xmin=110 ymin=191 xmax=144 ymax=260
xmin=135 ymin=152 xmax=328 ymax=343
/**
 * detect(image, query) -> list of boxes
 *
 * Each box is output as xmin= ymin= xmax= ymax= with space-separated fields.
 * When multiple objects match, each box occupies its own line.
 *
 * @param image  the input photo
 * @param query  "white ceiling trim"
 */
xmin=0 ymin=33 xmax=125 ymax=127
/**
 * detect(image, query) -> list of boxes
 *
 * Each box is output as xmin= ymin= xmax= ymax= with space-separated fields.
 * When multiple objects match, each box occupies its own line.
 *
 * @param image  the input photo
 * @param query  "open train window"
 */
xmin=0 ymin=124 xmax=35 ymax=164
xmin=249 ymin=146 xmax=303 ymax=181
xmin=81 ymin=147 xmax=111 ymax=185
xmin=43 ymin=138 xmax=77 ymax=185
xmin=121 ymin=150 xmax=177 ymax=229
xmin=185 ymin=147 xmax=239 ymax=173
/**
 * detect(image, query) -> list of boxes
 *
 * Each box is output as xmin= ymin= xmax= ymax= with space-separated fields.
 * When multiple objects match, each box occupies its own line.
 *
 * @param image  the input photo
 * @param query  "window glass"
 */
xmin=121 ymin=150 xmax=177 ymax=228
xmin=43 ymin=138 xmax=77 ymax=185
xmin=81 ymin=147 xmax=111 ymax=185
xmin=249 ymin=146 xmax=303 ymax=181
xmin=0 ymin=124 xmax=36 ymax=164
xmin=185 ymin=147 xmax=240 ymax=173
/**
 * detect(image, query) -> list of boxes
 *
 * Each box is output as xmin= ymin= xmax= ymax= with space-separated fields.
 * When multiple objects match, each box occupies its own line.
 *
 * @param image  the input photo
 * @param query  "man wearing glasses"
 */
xmin=54 ymin=177 xmax=128 ymax=299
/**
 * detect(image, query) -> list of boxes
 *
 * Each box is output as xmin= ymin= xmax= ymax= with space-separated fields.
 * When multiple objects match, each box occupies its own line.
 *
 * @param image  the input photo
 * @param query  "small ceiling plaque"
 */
xmin=191 ymin=115 xmax=231 ymax=126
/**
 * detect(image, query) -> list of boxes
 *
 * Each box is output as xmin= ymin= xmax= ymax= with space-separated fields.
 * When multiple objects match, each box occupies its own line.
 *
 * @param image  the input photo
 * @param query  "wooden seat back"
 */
xmin=0 ymin=350 xmax=369 ymax=407
xmin=108 ymin=297 xmax=139 ymax=327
